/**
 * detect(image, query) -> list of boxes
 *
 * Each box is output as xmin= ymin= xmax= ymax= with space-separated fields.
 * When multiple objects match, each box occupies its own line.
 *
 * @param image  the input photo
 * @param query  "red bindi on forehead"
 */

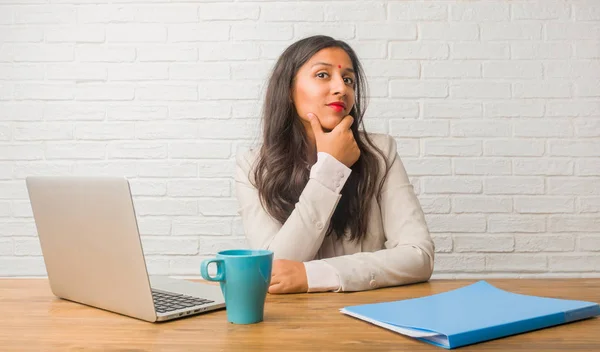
xmin=338 ymin=65 xmax=341 ymax=69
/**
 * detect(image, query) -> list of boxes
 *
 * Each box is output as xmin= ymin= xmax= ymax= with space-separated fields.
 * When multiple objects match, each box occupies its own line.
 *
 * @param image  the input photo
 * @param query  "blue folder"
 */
xmin=340 ymin=281 xmax=600 ymax=349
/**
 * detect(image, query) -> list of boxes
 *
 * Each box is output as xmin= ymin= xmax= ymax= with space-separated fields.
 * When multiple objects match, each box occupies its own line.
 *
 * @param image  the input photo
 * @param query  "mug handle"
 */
xmin=200 ymin=259 xmax=225 ymax=282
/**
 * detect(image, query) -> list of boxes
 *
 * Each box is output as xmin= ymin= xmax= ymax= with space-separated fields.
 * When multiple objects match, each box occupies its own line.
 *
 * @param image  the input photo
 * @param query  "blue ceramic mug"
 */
xmin=200 ymin=249 xmax=273 ymax=324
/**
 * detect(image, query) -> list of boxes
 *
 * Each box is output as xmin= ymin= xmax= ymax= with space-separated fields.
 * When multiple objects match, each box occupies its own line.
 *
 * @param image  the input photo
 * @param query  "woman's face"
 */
xmin=291 ymin=47 xmax=356 ymax=132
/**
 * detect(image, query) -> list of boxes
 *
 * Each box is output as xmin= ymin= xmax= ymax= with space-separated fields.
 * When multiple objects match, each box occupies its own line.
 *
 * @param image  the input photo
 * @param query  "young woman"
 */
xmin=235 ymin=35 xmax=434 ymax=294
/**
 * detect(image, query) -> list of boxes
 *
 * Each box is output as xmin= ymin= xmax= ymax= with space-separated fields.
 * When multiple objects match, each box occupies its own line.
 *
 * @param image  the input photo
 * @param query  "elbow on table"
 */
xmin=420 ymin=246 xmax=435 ymax=283
xmin=403 ymin=244 xmax=434 ymax=285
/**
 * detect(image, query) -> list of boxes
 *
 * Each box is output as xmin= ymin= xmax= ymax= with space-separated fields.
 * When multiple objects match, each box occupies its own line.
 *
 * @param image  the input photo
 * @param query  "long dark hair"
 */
xmin=252 ymin=35 xmax=389 ymax=242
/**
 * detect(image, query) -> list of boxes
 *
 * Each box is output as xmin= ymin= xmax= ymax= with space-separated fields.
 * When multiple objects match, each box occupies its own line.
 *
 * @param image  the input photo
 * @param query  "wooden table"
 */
xmin=2 ymin=279 xmax=599 ymax=351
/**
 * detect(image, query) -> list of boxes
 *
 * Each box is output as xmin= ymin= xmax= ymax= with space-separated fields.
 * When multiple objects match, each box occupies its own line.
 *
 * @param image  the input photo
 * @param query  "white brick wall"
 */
xmin=0 ymin=0 xmax=598 ymax=278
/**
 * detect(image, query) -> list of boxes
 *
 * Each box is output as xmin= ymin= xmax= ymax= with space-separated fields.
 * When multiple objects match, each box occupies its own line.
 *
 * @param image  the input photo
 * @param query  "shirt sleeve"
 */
xmin=303 ymin=260 xmax=342 ymax=292
xmin=301 ymin=153 xmax=349 ymax=292
xmin=235 ymin=150 xmax=352 ymax=262
xmin=310 ymin=152 xmax=352 ymax=194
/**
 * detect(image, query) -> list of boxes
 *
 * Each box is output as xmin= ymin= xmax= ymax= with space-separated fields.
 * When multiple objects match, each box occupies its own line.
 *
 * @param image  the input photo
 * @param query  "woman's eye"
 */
xmin=316 ymin=72 xmax=329 ymax=78
xmin=344 ymin=77 xmax=354 ymax=85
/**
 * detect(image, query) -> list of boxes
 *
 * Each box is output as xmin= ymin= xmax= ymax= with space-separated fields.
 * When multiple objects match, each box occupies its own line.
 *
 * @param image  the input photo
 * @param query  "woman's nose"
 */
xmin=331 ymin=75 xmax=348 ymax=96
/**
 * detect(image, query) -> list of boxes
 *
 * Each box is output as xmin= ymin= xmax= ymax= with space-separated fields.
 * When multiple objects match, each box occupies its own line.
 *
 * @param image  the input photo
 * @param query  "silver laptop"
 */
xmin=25 ymin=176 xmax=225 ymax=322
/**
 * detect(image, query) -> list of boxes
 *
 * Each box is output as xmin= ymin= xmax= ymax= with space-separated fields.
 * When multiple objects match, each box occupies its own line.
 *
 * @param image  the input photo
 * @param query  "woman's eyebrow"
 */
xmin=311 ymin=62 xmax=355 ymax=73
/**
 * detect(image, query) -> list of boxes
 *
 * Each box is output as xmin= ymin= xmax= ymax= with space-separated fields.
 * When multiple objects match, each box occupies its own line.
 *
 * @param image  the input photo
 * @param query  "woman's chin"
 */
xmin=319 ymin=116 xmax=344 ymax=131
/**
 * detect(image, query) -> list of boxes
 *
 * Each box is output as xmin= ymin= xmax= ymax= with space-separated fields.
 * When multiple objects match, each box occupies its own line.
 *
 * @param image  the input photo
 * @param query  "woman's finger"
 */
xmin=268 ymin=283 xmax=285 ymax=294
xmin=269 ymin=275 xmax=281 ymax=285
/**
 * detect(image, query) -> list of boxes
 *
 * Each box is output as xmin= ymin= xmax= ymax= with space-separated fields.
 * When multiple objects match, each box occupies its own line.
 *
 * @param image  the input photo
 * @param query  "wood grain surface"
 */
xmin=1 ymin=279 xmax=599 ymax=351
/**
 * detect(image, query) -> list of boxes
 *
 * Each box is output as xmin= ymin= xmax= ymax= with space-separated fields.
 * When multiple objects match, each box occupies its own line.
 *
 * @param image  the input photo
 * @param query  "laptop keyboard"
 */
xmin=152 ymin=289 xmax=214 ymax=314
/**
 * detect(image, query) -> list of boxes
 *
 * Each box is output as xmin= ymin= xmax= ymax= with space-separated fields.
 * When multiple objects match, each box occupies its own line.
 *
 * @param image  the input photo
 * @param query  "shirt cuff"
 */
xmin=309 ymin=152 xmax=352 ymax=194
xmin=303 ymin=260 xmax=341 ymax=293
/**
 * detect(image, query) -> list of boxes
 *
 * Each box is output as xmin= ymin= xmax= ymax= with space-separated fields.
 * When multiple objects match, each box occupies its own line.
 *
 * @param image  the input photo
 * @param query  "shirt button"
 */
xmin=334 ymin=182 xmax=341 ymax=189
xmin=369 ymin=280 xmax=377 ymax=289
xmin=337 ymin=172 xmax=344 ymax=178
xmin=315 ymin=221 xmax=324 ymax=230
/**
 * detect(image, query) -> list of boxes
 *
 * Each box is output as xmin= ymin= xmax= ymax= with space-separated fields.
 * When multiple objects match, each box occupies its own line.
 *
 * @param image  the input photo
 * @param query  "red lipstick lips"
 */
xmin=327 ymin=101 xmax=346 ymax=112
